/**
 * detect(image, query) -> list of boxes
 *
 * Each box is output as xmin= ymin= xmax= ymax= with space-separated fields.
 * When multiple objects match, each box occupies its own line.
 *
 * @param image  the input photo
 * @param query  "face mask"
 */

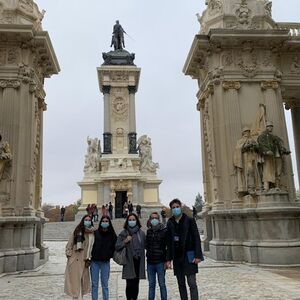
xmin=172 ymin=207 xmax=182 ymax=217
xmin=101 ymin=222 xmax=109 ymax=229
xmin=84 ymin=220 xmax=92 ymax=228
xmin=128 ymin=220 xmax=137 ymax=228
xmin=150 ymin=219 xmax=159 ymax=226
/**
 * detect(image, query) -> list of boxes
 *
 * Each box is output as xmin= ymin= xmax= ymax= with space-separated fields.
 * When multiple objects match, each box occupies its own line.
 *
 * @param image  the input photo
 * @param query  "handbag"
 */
xmin=113 ymin=246 xmax=127 ymax=265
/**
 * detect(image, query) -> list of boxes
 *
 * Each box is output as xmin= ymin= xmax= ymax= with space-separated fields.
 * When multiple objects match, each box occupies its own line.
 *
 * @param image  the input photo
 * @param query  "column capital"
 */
xmin=0 ymin=79 xmax=21 ymax=89
xmin=102 ymin=85 xmax=111 ymax=94
xmin=285 ymin=98 xmax=300 ymax=110
xmin=222 ymin=81 xmax=241 ymax=91
xmin=128 ymin=85 xmax=137 ymax=94
xmin=261 ymin=81 xmax=279 ymax=91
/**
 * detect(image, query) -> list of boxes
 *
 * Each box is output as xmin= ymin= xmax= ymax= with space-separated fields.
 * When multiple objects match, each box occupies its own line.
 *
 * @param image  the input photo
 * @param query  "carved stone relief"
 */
xmin=84 ymin=137 xmax=101 ymax=174
xmin=0 ymin=48 xmax=6 ymax=65
xmin=235 ymin=0 xmax=251 ymax=26
xmin=222 ymin=51 xmax=233 ymax=67
xmin=116 ymin=127 xmax=125 ymax=150
xmin=236 ymin=46 xmax=257 ymax=78
xmin=206 ymin=0 xmax=223 ymax=16
xmin=111 ymin=71 xmax=129 ymax=81
xmin=0 ymin=80 xmax=21 ymax=89
xmin=112 ymin=97 xmax=128 ymax=120
xmin=7 ymin=48 xmax=18 ymax=64
xmin=290 ymin=56 xmax=300 ymax=74
xmin=0 ymin=136 xmax=12 ymax=182
xmin=18 ymin=0 xmax=34 ymax=14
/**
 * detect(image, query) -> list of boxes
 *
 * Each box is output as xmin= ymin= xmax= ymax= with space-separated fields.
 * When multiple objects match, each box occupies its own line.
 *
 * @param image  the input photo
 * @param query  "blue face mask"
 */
xmin=172 ymin=207 xmax=182 ymax=217
xmin=128 ymin=220 xmax=137 ymax=228
xmin=150 ymin=219 xmax=159 ymax=226
xmin=101 ymin=222 xmax=109 ymax=229
xmin=84 ymin=220 xmax=92 ymax=228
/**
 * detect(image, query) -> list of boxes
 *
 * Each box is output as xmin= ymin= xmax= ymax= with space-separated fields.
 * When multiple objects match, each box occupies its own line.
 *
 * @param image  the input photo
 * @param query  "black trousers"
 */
xmin=126 ymin=258 xmax=140 ymax=300
xmin=176 ymin=272 xmax=199 ymax=300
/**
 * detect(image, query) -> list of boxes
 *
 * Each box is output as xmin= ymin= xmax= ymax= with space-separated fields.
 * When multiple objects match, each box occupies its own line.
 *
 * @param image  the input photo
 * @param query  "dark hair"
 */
xmin=123 ymin=213 xmax=141 ymax=229
xmin=149 ymin=211 xmax=160 ymax=220
xmin=99 ymin=215 xmax=117 ymax=238
xmin=169 ymin=198 xmax=182 ymax=208
xmin=73 ymin=214 xmax=93 ymax=242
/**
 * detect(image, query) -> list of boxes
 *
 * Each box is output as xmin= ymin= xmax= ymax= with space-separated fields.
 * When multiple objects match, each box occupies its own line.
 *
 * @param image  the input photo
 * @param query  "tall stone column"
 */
xmin=128 ymin=85 xmax=137 ymax=154
xmin=183 ymin=0 xmax=300 ymax=265
xmin=0 ymin=0 xmax=60 ymax=274
xmin=292 ymin=106 xmax=300 ymax=188
xmin=102 ymin=85 xmax=112 ymax=154
xmin=289 ymin=102 xmax=300 ymax=188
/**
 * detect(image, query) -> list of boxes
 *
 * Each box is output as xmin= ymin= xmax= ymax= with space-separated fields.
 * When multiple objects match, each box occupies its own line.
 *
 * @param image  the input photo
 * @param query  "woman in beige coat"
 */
xmin=64 ymin=215 xmax=95 ymax=300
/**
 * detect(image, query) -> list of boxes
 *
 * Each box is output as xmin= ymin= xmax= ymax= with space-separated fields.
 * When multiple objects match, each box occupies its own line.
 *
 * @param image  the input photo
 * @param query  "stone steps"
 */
xmin=44 ymin=217 xmax=203 ymax=241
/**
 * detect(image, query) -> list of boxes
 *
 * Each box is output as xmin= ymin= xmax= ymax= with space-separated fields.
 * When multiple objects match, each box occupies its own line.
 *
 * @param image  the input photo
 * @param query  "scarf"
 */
xmin=127 ymin=226 xmax=143 ymax=259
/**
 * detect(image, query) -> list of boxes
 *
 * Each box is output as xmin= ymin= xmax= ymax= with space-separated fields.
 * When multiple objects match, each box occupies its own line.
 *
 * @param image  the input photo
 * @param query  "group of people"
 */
xmin=123 ymin=201 xmax=141 ymax=219
xmin=64 ymin=198 xmax=203 ymax=300
xmin=86 ymin=203 xmax=114 ymax=221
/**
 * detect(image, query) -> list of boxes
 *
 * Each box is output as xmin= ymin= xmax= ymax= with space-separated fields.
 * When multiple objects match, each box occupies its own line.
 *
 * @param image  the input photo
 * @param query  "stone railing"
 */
xmin=276 ymin=22 xmax=300 ymax=36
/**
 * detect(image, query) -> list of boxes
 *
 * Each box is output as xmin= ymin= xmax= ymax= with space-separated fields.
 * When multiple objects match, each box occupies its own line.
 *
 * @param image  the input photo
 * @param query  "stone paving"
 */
xmin=0 ymin=241 xmax=300 ymax=300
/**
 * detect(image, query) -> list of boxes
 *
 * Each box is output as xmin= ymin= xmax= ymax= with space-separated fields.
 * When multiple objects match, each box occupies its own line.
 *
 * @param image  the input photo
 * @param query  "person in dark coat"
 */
xmin=115 ymin=213 xmax=146 ymax=300
xmin=166 ymin=198 xmax=204 ymax=300
xmin=146 ymin=212 xmax=167 ymax=300
xmin=90 ymin=216 xmax=117 ymax=300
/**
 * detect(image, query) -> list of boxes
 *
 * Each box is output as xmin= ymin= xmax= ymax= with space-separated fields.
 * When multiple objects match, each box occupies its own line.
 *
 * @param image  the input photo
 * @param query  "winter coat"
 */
xmin=166 ymin=213 xmax=203 ymax=276
xmin=115 ymin=228 xmax=146 ymax=280
xmin=64 ymin=232 xmax=93 ymax=297
xmin=91 ymin=229 xmax=117 ymax=261
xmin=146 ymin=224 xmax=167 ymax=264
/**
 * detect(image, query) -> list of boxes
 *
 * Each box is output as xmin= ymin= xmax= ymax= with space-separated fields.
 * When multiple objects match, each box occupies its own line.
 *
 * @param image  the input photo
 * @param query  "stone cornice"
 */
xmin=261 ymin=80 xmax=279 ymax=90
xmin=0 ymin=79 xmax=21 ymax=89
xmin=222 ymin=81 xmax=241 ymax=91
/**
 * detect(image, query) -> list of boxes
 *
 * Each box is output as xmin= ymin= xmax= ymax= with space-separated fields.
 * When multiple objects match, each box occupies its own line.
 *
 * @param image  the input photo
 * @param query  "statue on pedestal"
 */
xmin=110 ymin=20 xmax=126 ymax=50
xmin=257 ymin=122 xmax=291 ymax=191
xmin=234 ymin=127 xmax=260 ymax=194
xmin=0 ymin=134 xmax=12 ymax=181
xmin=137 ymin=135 xmax=159 ymax=173
xmin=84 ymin=137 xmax=101 ymax=174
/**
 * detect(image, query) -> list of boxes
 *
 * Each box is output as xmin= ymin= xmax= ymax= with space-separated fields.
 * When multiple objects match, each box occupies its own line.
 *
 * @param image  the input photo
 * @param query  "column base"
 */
xmin=207 ymin=206 xmax=300 ymax=265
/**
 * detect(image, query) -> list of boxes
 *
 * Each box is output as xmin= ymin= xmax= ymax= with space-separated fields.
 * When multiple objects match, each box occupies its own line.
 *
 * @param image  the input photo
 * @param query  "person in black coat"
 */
xmin=90 ymin=216 xmax=117 ymax=300
xmin=166 ymin=199 xmax=204 ymax=300
xmin=145 ymin=212 xmax=167 ymax=300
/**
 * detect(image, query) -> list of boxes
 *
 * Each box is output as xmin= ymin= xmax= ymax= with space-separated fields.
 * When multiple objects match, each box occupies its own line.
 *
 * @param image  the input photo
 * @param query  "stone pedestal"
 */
xmin=0 ymin=0 xmax=59 ymax=274
xmin=184 ymin=0 xmax=300 ymax=265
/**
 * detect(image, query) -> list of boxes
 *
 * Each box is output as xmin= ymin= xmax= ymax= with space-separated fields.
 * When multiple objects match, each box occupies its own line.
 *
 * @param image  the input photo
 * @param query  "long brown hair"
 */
xmin=73 ymin=214 xmax=93 ymax=242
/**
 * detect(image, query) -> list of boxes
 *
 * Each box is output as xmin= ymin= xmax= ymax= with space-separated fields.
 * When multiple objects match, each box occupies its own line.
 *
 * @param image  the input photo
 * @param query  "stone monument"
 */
xmin=184 ymin=0 xmax=300 ymax=265
xmin=78 ymin=22 xmax=162 ymax=218
xmin=0 ymin=0 xmax=60 ymax=273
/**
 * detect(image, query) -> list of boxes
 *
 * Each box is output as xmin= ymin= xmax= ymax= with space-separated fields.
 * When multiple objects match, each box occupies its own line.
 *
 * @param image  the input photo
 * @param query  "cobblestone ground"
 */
xmin=0 ymin=242 xmax=299 ymax=300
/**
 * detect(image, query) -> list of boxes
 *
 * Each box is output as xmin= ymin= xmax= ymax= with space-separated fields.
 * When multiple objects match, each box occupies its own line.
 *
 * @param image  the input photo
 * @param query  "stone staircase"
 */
xmin=44 ymin=217 xmax=150 ymax=241
xmin=44 ymin=217 xmax=203 ymax=241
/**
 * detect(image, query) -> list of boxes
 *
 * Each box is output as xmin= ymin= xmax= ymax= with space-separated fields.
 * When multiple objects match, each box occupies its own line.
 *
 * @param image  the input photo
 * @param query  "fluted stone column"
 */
xmin=291 ymin=105 xmax=300 ymax=188
xmin=102 ymin=85 xmax=112 ymax=154
xmin=128 ymin=85 xmax=137 ymax=154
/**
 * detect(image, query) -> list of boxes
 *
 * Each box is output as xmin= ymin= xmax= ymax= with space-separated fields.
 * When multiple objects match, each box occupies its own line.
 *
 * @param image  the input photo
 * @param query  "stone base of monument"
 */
xmin=0 ymin=216 xmax=48 ymax=273
xmin=207 ymin=204 xmax=300 ymax=265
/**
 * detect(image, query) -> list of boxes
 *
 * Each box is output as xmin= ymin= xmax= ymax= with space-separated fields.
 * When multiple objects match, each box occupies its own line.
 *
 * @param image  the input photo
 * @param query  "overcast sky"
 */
xmin=35 ymin=0 xmax=299 ymax=207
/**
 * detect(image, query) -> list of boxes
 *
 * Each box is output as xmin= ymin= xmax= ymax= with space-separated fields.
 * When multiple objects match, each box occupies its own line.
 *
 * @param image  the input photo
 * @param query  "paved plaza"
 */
xmin=0 ymin=241 xmax=300 ymax=300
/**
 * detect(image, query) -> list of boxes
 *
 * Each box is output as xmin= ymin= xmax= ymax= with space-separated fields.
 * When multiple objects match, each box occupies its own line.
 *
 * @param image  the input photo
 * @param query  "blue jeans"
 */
xmin=147 ymin=262 xmax=167 ymax=300
xmin=90 ymin=260 xmax=110 ymax=300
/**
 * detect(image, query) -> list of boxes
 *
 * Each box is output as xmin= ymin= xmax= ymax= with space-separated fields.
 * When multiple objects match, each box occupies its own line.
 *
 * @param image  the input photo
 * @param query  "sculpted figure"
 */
xmin=137 ymin=135 xmax=159 ymax=173
xmin=257 ymin=122 xmax=291 ymax=191
xmin=0 ymin=134 xmax=12 ymax=181
xmin=233 ymin=127 xmax=260 ymax=194
xmin=110 ymin=20 xmax=126 ymax=50
xmin=84 ymin=137 xmax=101 ymax=173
